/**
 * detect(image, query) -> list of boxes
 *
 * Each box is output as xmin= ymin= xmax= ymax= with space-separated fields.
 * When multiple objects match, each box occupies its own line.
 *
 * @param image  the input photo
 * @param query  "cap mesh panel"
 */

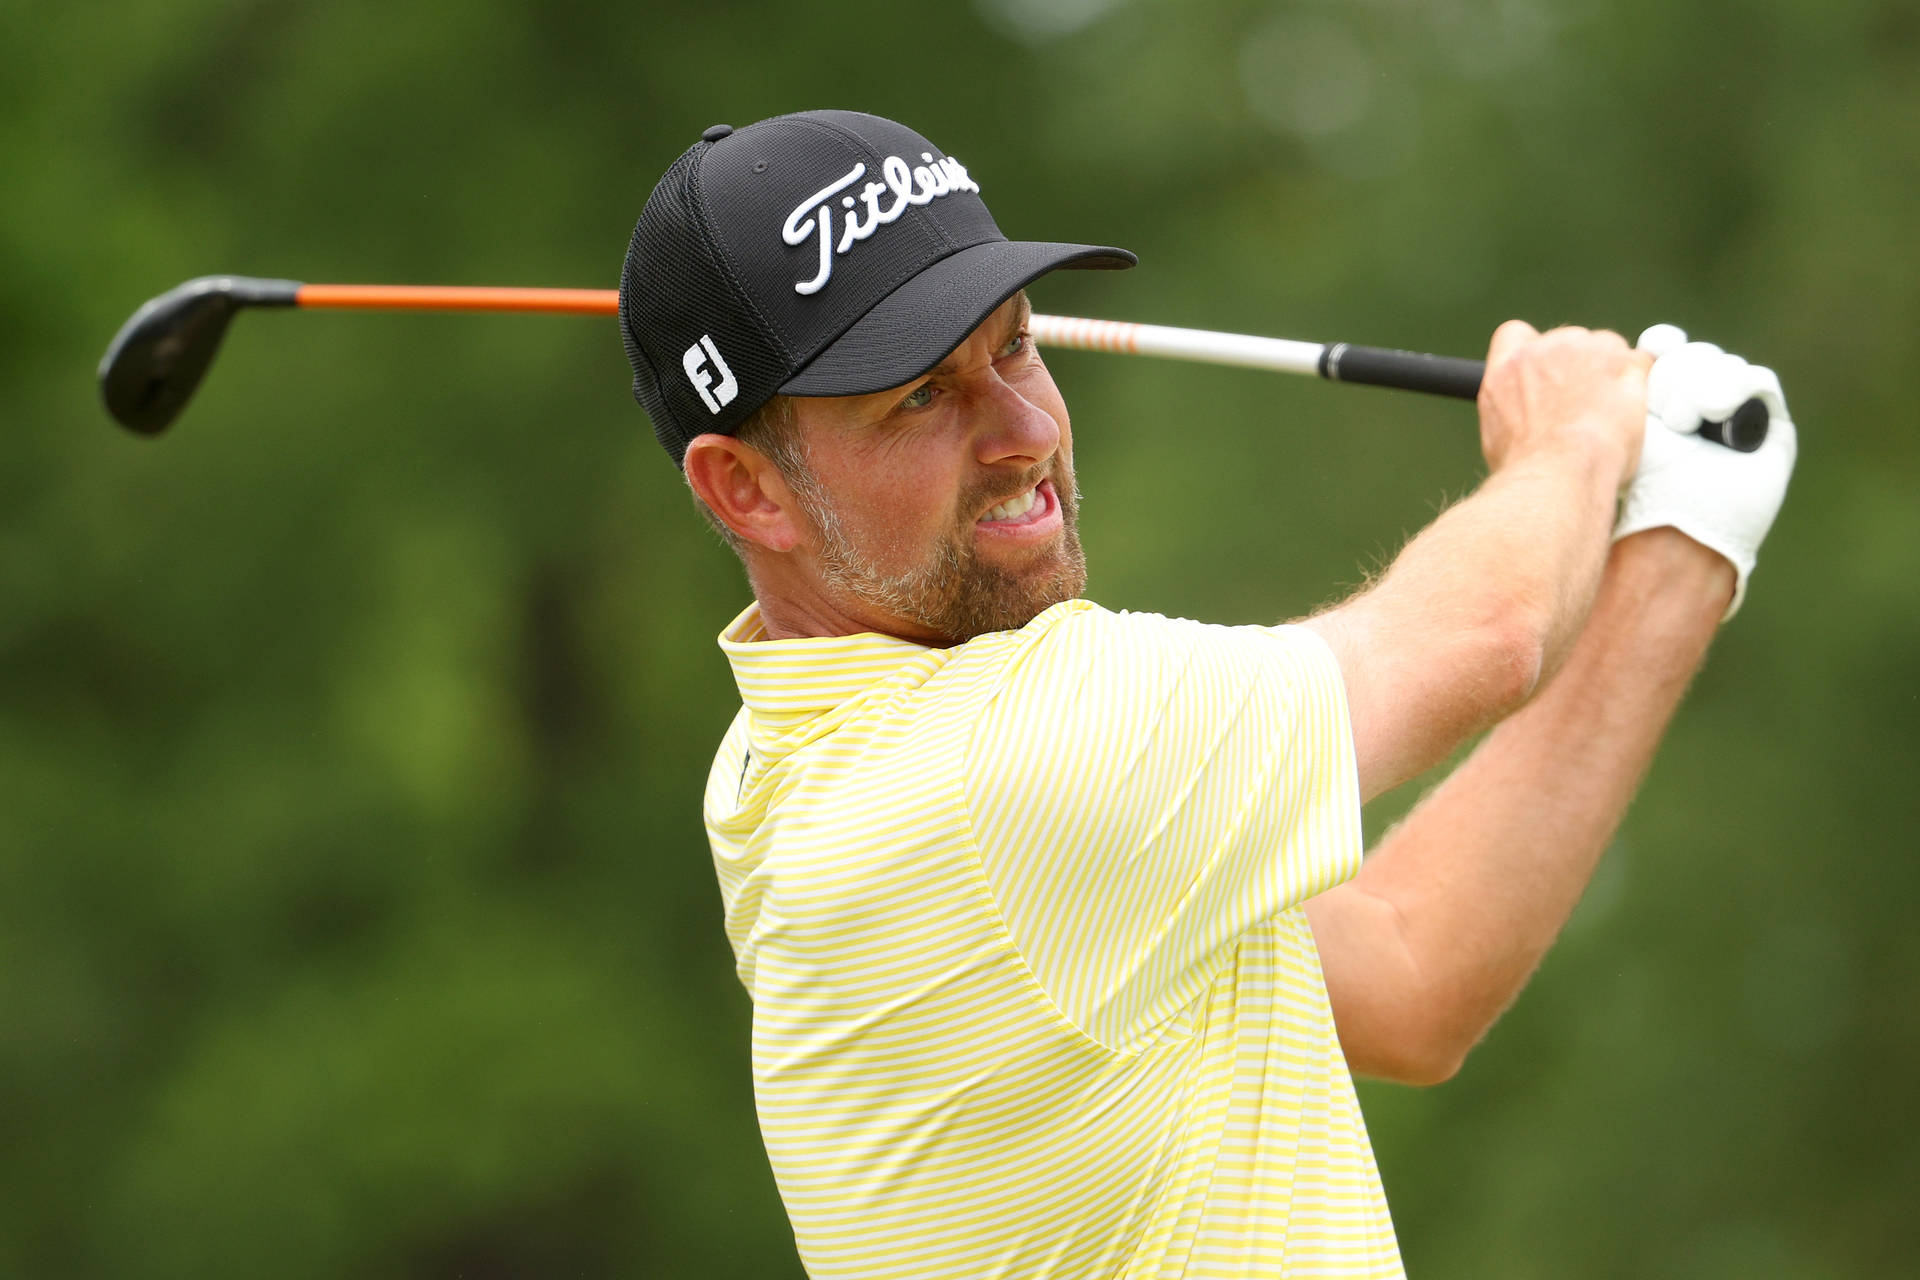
xmin=619 ymin=144 xmax=790 ymax=465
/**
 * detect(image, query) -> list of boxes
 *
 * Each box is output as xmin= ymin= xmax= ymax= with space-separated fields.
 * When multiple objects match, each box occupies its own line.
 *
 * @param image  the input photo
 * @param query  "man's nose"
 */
xmin=971 ymin=377 xmax=1060 ymax=466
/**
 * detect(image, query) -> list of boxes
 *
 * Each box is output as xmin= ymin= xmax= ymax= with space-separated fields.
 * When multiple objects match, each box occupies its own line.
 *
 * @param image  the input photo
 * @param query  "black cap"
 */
xmin=619 ymin=109 xmax=1136 ymax=464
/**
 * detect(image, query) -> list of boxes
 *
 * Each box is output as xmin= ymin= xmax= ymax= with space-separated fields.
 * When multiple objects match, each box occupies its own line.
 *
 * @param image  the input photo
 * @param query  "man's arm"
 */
xmin=1304 ymin=528 xmax=1733 ymax=1084
xmin=1303 ymin=321 xmax=1648 ymax=799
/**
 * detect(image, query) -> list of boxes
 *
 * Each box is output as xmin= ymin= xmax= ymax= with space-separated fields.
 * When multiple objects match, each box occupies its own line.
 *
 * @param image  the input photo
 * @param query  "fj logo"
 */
xmin=682 ymin=334 xmax=737 ymax=414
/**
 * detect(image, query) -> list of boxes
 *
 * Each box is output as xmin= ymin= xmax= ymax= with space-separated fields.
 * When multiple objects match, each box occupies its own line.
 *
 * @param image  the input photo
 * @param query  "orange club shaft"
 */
xmin=294 ymin=284 xmax=621 ymax=315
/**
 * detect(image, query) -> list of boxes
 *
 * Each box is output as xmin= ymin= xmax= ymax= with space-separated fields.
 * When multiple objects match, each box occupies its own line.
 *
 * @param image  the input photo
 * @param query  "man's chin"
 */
xmin=926 ymin=535 xmax=1087 ymax=643
xmin=810 ymin=477 xmax=1086 ymax=643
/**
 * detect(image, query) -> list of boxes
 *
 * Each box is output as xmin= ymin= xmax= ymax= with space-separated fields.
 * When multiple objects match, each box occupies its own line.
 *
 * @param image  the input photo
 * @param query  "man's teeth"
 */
xmin=983 ymin=487 xmax=1039 ymax=522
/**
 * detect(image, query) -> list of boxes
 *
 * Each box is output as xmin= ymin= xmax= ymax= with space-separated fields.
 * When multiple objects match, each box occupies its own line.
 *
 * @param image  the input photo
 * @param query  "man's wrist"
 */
xmin=1498 ymin=419 xmax=1636 ymax=497
xmin=1608 ymin=527 xmax=1737 ymax=622
xmin=1562 ymin=412 xmax=1639 ymax=491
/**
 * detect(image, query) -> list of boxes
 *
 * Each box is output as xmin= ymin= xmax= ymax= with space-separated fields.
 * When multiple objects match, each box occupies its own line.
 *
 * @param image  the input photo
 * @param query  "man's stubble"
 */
xmin=792 ymin=459 xmax=1087 ymax=644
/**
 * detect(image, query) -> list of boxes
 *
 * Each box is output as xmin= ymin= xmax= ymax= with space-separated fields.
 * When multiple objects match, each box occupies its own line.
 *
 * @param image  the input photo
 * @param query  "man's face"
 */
xmin=778 ymin=294 xmax=1086 ymax=645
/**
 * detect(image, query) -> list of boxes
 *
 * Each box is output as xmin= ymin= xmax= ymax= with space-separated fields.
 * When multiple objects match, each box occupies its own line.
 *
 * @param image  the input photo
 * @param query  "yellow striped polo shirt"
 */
xmin=705 ymin=598 xmax=1402 ymax=1279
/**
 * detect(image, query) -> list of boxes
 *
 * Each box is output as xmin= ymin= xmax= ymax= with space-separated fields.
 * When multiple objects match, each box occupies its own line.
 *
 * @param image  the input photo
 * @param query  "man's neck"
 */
xmin=746 ymin=564 xmax=947 ymax=646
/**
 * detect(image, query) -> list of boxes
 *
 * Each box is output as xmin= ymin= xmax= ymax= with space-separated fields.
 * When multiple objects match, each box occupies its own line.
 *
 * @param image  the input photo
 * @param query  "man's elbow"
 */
xmin=1338 ymin=976 xmax=1485 ymax=1086
xmin=1352 ymin=1025 xmax=1471 ymax=1088
xmin=1477 ymin=609 xmax=1547 ymax=719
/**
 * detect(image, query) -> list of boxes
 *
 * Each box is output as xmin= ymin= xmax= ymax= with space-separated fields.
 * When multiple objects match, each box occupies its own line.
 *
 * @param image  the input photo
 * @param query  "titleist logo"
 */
xmin=781 ymin=152 xmax=980 ymax=296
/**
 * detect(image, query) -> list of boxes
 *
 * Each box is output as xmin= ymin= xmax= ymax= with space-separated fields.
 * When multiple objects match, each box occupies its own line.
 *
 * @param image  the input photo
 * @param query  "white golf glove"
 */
xmin=1614 ymin=325 xmax=1797 ymax=619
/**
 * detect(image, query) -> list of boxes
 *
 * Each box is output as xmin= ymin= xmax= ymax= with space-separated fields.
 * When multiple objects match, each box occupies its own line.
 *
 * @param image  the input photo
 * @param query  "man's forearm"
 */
xmin=1307 ymin=528 xmax=1733 ymax=1083
xmin=1309 ymin=432 xmax=1629 ymax=796
xmin=1378 ymin=433 xmax=1627 ymax=674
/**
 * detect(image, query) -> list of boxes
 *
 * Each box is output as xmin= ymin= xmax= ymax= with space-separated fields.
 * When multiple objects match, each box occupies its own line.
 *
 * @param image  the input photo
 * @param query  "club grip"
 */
xmin=1699 ymin=397 xmax=1770 ymax=452
xmin=1318 ymin=342 xmax=1770 ymax=451
xmin=1319 ymin=343 xmax=1485 ymax=401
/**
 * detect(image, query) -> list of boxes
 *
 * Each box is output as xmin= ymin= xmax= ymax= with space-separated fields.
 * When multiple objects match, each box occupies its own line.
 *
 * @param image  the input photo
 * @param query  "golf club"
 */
xmin=97 ymin=275 xmax=1772 ymax=451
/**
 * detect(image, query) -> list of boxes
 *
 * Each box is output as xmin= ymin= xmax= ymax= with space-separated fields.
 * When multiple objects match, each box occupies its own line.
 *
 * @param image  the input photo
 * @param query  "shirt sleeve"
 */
xmin=961 ymin=604 xmax=1363 ymax=1052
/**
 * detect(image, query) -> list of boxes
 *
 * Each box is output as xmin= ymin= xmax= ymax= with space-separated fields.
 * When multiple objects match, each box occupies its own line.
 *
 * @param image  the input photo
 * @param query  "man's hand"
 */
xmin=1615 ymin=328 xmax=1798 ymax=618
xmin=1478 ymin=320 xmax=1649 ymax=480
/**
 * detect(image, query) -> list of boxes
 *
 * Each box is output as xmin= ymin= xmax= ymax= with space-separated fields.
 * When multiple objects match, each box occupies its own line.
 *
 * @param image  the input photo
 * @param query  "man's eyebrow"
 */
xmin=928 ymin=294 xmax=1032 ymax=378
xmin=1007 ymin=291 xmax=1032 ymax=333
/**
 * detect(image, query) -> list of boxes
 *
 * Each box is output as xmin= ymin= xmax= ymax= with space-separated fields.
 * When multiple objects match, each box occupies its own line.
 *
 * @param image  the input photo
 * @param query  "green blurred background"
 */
xmin=5 ymin=0 xmax=1916 ymax=1275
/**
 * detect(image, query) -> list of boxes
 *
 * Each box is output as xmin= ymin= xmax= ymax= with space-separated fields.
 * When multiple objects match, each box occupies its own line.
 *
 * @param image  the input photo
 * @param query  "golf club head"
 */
xmin=98 ymin=275 xmax=300 ymax=435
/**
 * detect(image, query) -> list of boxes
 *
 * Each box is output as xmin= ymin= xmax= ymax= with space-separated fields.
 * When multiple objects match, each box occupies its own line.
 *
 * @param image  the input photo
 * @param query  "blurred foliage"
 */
xmin=3 ymin=0 xmax=1916 ymax=1276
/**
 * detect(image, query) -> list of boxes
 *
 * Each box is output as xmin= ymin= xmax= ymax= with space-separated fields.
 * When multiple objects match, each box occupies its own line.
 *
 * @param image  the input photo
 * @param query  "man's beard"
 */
xmin=794 ymin=462 xmax=1087 ymax=644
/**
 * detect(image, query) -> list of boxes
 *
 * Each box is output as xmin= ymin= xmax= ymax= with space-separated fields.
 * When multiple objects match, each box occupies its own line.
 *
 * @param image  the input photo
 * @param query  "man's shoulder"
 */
xmin=952 ymin=605 xmax=1346 ymax=784
xmin=966 ymin=598 xmax=1198 ymax=662
xmin=972 ymin=599 xmax=1332 ymax=679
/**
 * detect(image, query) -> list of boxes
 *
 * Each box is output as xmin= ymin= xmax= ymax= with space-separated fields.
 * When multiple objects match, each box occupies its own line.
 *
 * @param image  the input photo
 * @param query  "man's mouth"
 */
xmin=980 ymin=485 xmax=1040 ymax=523
xmin=972 ymin=479 xmax=1063 ymax=543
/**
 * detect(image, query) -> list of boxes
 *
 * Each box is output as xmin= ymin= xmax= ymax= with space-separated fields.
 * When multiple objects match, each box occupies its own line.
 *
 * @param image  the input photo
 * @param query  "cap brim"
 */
xmin=779 ymin=239 xmax=1135 ymax=397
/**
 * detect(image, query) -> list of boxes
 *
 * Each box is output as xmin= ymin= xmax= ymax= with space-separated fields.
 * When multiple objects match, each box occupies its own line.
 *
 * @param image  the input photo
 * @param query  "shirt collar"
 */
xmin=718 ymin=602 xmax=939 ymax=724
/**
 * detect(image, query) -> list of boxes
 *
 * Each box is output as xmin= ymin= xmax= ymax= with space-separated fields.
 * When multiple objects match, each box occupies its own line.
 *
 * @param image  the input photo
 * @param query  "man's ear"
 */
xmin=684 ymin=433 xmax=805 ymax=552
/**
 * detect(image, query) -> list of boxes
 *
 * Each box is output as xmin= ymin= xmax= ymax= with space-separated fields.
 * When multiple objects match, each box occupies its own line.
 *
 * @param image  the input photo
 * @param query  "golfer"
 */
xmin=618 ymin=110 xmax=1795 ymax=1279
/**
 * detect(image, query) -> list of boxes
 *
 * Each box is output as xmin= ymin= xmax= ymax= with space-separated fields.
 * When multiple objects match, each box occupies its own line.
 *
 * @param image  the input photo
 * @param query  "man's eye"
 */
xmin=999 ymin=331 xmax=1029 ymax=358
xmin=898 ymin=384 xmax=935 ymax=411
